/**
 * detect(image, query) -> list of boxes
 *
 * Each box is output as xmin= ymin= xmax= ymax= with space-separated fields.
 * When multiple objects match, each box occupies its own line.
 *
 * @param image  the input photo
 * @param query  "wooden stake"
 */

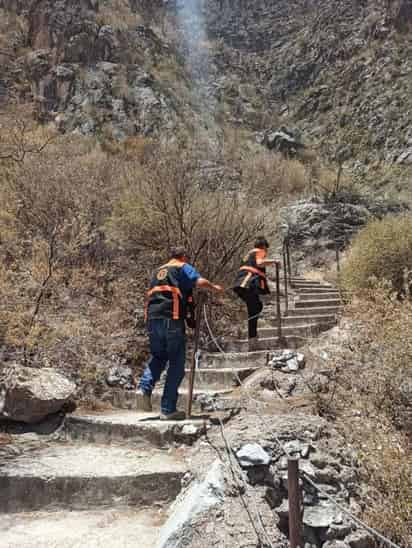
xmin=288 ymin=458 xmax=302 ymax=548
xmin=186 ymin=293 xmax=203 ymax=419
xmin=275 ymin=262 xmax=283 ymax=343
xmin=283 ymin=245 xmax=289 ymax=315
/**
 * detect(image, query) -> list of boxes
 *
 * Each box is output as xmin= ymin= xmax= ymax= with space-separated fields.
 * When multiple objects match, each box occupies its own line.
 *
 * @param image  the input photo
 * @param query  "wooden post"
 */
xmin=288 ymin=458 xmax=302 ymax=548
xmin=283 ymin=244 xmax=289 ymax=315
xmin=286 ymin=239 xmax=292 ymax=281
xmin=186 ymin=293 xmax=203 ymax=419
xmin=336 ymin=242 xmax=341 ymax=273
xmin=275 ymin=262 xmax=282 ymax=343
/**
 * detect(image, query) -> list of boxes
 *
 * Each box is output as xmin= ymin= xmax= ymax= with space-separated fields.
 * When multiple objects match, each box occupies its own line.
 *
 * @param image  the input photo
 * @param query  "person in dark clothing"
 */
xmin=137 ymin=246 xmax=223 ymax=420
xmin=233 ymin=237 xmax=279 ymax=351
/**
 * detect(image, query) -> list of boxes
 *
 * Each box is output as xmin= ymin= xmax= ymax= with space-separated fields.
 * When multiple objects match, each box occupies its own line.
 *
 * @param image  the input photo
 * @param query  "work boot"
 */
xmin=160 ymin=410 xmax=186 ymax=421
xmin=136 ymin=390 xmax=152 ymax=412
xmin=248 ymin=337 xmax=260 ymax=352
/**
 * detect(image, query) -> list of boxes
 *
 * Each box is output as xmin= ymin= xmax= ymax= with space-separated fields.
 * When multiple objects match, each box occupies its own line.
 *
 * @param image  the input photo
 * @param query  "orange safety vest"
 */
xmin=234 ymin=248 xmax=270 ymax=294
xmin=145 ymin=260 xmax=193 ymax=321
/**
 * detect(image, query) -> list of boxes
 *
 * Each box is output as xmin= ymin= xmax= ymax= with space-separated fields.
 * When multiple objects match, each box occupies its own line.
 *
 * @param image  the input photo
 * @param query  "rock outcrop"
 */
xmin=0 ymin=365 xmax=76 ymax=423
xmin=1 ymin=0 xmax=412 ymax=178
xmin=280 ymin=195 xmax=409 ymax=265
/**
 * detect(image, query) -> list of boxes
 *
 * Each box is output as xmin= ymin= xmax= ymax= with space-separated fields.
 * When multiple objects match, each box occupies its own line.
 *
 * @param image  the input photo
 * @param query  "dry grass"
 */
xmin=317 ymin=289 xmax=412 ymax=546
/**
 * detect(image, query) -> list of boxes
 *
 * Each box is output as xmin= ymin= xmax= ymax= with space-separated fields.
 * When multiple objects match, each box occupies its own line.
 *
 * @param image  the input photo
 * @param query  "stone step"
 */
xmin=287 ymin=306 xmax=342 ymax=316
xmin=261 ymin=314 xmax=337 ymax=327
xmin=65 ymin=411 xmax=207 ymax=448
xmin=205 ymin=334 xmax=304 ymax=359
xmin=290 ymin=279 xmax=330 ymax=286
xmin=297 ymin=292 xmax=340 ymax=301
xmin=201 ymin=350 xmax=269 ymax=369
xmin=0 ymin=443 xmax=186 ymax=513
xmin=245 ymin=323 xmax=330 ymax=338
xmin=295 ymin=299 xmax=341 ymax=308
xmin=297 ymin=287 xmax=339 ymax=294
xmin=110 ymin=387 xmax=234 ymax=412
xmin=182 ymin=366 xmax=260 ymax=389
xmin=0 ymin=508 xmax=165 ymax=548
xmin=218 ymin=335 xmax=306 ymax=354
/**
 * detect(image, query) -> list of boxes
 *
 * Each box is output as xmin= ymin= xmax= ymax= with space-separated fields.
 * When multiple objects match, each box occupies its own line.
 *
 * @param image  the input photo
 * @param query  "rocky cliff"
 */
xmin=1 ymin=0 xmax=412 ymax=184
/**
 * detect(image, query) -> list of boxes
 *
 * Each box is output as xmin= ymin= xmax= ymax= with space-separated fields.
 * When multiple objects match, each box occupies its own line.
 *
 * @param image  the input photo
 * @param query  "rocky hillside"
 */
xmin=1 ymin=0 xmax=412 ymax=193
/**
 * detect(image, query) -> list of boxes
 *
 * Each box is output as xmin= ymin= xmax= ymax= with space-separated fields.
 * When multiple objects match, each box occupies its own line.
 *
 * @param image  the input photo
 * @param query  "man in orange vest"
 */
xmin=233 ymin=237 xmax=279 ymax=351
xmin=137 ymin=246 xmax=223 ymax=420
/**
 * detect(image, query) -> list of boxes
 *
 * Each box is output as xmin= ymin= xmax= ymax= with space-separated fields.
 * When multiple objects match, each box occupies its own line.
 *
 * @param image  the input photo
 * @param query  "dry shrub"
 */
xmin=240 ymin=150 xmax=309 ymax=202
xmin=107 ymin=143 xmax=266 ymax=284
xmin=319 ymin=288 xmax=412 ymax=545
xmin=341 ymin=215 xmax=412 ymax=296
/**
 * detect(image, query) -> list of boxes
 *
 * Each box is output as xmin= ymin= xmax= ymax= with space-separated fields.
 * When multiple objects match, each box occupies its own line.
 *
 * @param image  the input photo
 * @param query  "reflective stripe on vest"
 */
xmin=146 ymin=285 xmax=183 ymax=320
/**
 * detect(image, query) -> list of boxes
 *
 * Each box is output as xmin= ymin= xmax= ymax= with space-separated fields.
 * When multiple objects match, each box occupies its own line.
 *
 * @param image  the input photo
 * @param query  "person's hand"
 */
xmin=213 ymin=284 xmax=224 ymax=293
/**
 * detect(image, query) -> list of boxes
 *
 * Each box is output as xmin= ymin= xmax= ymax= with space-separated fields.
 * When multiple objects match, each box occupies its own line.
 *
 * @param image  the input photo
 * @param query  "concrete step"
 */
xmin=0 ymin=508 xmax=165 ymax=548
xmin=202 ymin=350 xmax=270 ymax=369
xmin=290 ymin=279 xmax=331 ymax=286
xmin=182 ymin=366 xmax=260 ymax=389
xmin=297 ymin=292 xmax=340 ymax=301
xmin=295 ymin=299 xmax=341 ymax=308
xmin=205 ymin=335 xmax=304 ymax=359
xmin=261 ymin=314 xmax=337 ymax=327
xmin=0 ymin=443 xmax=186 ymax=513
xmin=287 ymin=306 xmax=342 ymax=316
xmin=297 ymin=287 xmax=339 ymax=294
xmin=65 ymin=411 xmax=207 ymax=448
xmin=246 ymin=323 xmax=329 ymax=338
xmin=110 ymin=387 xmax=233 ymax=412
xmin=219 ymin=335 xmax=306 ymax=354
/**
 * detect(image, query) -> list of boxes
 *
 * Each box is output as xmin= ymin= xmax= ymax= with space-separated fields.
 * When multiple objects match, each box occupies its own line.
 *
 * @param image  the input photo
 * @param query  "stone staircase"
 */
xmin=181 ymin=277 xmax=342 ymax=397
xmin=0 ymin=410 xmax=206 ymax=547
xmin=0 ymin=277 xmax=342 ymax=547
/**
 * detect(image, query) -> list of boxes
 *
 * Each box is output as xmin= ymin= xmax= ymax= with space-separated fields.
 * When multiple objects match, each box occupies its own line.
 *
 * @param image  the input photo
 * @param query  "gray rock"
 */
xmin=345 ymin=530 xmax=374 ymax=548
xmin=277 ymin=456 xmax=289 ymax=470
xmin=303 ymin=504 xmax=340 ymax=528
xmin=396 ymin=148 xmax=412 ymax=165
xmin=300 ymin=459 xmax=318 ymax=479
xmin=263 ymin=127 xmax=305 ymax=156
xmin=301 ymin=444 xmax=311 ymax=458
xmin=284 ymin=440 xmax=303 ymax=455
xmin=236 ymin=443 xmax=271 ymax=468
xmin=265 ymin=486 xmax=284 ymax=509
xmin=106 ymin=366 xmax=134 ymax=390
xmin=280 ymin=197 xmax=408 ymax=265
xmin=282 ymin=357 xmax=300 ymax=372
xmin=0 ymin=365 xmax=76 ymax=424
xmin=180 ymin=424 xmax=199 ymax=436
xmin=156 ymin=460 xmax=225 ymax=548
xmin=324 ymin=523 xmax=353 ymax=541
xmin=322 ymin=542 xmax=350 ymax=548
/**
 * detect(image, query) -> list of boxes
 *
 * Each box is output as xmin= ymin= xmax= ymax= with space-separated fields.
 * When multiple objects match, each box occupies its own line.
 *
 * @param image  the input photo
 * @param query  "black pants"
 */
xmin=234 ymin=288 xmax=263 ymax=339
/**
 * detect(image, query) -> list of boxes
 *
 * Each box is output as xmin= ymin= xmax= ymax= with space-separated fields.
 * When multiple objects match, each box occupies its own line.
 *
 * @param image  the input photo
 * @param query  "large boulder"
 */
xmin=0 ymin=365 xmax=76 ymax=424
xmin=280 ymin=195 xmax=409 ymax=266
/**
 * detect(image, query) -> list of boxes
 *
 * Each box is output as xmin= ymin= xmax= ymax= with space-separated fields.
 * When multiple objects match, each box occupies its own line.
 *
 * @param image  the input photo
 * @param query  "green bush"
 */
xmin=341 ymin=215 xmax=412 ymax=295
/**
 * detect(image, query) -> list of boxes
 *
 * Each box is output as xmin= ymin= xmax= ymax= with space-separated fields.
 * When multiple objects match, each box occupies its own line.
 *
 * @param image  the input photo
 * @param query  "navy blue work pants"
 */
xmin=139 ymin=319 xmax=186 ymax=415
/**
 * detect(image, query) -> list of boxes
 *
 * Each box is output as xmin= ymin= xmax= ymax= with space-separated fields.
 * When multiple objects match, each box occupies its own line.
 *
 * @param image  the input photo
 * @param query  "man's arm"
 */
xmin=196 ymin=277 xmax=224 ymax=293
xmin=255 ymin=248 xmax=280 ymax=268
xmin=257 ymin=258 xmax=281 ymax=267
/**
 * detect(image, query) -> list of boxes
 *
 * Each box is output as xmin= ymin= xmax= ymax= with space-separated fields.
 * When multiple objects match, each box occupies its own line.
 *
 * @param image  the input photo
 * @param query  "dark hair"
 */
xmin=170 ymin=246 xmax=187 ymax=259
xmin=254 ymin=236 xmax=269 ymax=249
